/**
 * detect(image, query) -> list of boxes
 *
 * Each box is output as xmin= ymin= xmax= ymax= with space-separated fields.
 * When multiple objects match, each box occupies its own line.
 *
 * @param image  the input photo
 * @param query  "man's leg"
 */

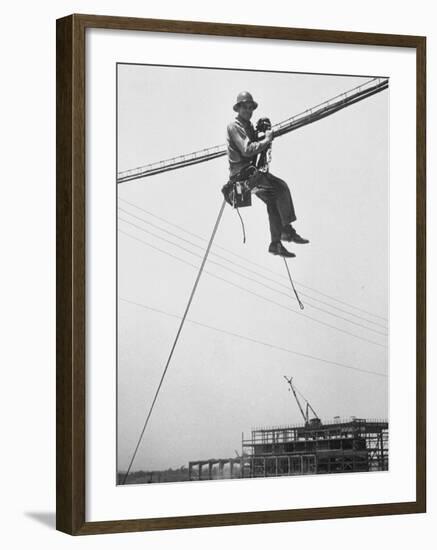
xmin=264 ymin=172 xmax=296 ymax=226
xmin=265 ymin=172 xmax=309 ymax=245
xmin=265 ymin=200 xmax=283 ymax=243
xmin=255 ymin=175 xmax=296 ymax=257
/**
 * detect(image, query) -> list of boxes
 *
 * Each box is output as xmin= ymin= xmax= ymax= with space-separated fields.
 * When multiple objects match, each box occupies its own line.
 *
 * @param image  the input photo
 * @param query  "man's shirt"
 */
xmin=226 ymin=115 xmax=269 ymax=177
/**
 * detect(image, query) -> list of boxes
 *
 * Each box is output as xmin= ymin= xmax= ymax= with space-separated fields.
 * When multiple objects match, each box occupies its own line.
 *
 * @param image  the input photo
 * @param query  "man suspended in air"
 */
xmin=225 ymin=91 xmax=309 ymax=258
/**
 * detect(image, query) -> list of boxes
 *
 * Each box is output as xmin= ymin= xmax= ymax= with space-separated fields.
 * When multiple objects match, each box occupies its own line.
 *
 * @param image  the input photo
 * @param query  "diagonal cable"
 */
xmin=121 ymin=200 xmax=226 ymax=484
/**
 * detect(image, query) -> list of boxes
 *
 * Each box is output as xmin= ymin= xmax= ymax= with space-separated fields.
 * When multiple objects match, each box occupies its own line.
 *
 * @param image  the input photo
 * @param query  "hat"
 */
xmin=233 ymin=91 xmax=258 ymax=112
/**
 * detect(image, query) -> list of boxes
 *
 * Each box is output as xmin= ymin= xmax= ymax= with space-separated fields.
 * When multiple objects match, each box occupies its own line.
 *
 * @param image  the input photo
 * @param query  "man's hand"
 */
xmin=265 ymin=129 xmax=274 ymax=143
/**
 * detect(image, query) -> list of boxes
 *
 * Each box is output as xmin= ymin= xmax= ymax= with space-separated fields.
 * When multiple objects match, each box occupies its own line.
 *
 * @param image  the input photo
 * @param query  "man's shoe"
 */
xmin=268 ymin=242 xmax=296 ymax=258
xmin=281 ymin=226 xmax=310 ymax=244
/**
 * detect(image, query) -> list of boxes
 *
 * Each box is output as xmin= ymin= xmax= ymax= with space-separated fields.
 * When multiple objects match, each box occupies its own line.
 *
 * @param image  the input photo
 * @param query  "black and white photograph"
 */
xmin=1 ymin=0 xmax=431 ymax=543
xmin=116 ymin=63 xmax=389 ymax=485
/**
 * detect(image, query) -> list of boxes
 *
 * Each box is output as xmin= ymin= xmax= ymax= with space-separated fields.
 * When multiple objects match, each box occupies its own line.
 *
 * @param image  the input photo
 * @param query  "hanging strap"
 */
xmin=235 ymin=205 xmax=246 ymax=244
xmin=283 ymin=257 xmax=304 ymax=310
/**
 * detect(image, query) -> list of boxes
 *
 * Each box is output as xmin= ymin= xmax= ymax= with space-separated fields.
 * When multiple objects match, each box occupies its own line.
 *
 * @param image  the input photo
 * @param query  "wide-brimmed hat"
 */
xmin=233 ymin=91 xmax=258 ymax=112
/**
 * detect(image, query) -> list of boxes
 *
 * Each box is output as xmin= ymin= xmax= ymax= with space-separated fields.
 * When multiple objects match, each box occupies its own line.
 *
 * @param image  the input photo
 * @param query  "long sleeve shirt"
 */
xmin=226 ymin=115 xmax=270 ymax=177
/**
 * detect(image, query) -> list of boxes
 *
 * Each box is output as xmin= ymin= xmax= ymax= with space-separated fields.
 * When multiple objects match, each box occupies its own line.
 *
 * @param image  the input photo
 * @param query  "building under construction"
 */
xmin=188 ymin=378 xmax=388 ymax=481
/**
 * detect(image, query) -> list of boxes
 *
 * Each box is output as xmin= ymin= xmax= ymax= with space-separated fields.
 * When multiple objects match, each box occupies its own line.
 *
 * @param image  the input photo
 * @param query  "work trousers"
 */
xmin=253 ymin=171 xmax=297 ymax=243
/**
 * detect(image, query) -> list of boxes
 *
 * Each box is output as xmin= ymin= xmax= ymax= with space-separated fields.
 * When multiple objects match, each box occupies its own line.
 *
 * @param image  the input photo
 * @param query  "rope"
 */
xmin=235 ymin=206 xmax=246 ymax=244
xmin=283 ymin=258 xmax=304 ymax=310
xmin=121 ymin=199 xmax=226 ymax=484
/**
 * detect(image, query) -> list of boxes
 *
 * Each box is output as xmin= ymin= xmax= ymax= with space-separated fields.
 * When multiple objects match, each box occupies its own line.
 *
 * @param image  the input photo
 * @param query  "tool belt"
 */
xmin=222 ymin=165 xmax=259 ymax=208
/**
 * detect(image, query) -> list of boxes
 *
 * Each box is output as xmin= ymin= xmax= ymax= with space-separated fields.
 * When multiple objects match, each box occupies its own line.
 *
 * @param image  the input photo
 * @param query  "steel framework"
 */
xmin=188 ymin=417 xmax=388 ymax=480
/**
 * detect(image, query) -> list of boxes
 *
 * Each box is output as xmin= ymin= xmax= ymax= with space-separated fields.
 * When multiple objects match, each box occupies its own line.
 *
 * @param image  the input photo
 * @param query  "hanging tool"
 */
xmin=283 ymin=258 xmax=304 ymax=309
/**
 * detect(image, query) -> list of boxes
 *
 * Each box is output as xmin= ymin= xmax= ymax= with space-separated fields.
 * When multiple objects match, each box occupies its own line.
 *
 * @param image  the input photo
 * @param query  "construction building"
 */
xmin=188 ymin=378 xmax=388 ymax=481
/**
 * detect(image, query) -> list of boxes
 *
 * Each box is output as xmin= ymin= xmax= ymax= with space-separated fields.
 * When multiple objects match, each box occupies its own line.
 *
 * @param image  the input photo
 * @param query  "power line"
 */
xmin=118 ymin=203 xmax=387 ymax=329
xmin=118 ymin=204 xmax=388 ymax=330
xmin=118 ymin=215 xmax=388 ymax=338
xmin=118 ymin=228 xmax=387 ymax=348
xmin=120 ymin=298 xmax=388 ymax=379
xmin=118 ymin=197 xmax=388 ymax=324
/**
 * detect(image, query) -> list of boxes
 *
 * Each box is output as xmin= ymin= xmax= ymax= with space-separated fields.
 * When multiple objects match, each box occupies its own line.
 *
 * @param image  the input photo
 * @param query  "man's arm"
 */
xmin=228 ymin=122 xmax=272 ymax=158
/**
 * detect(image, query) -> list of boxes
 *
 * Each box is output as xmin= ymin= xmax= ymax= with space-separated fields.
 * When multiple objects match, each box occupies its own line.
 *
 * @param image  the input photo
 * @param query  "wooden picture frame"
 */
xmin=56 ymin=13 xmax=426 ymax=535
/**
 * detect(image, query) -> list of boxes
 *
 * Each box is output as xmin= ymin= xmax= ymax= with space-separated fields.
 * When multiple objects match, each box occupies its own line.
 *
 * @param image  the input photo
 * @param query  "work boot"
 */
xmin=281 ymin=225 xmax=310 ymax=244
xmin=268 ymin=242 xmax=296 ymax=258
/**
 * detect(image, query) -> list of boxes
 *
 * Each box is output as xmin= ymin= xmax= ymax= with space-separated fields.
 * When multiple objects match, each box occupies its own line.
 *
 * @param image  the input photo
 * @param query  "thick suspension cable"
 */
xmin=117 ymin=77 xmax=388 ymax=183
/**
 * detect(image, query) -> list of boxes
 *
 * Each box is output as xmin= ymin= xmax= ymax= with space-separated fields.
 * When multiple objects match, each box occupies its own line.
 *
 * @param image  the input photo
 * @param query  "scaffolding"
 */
xmin=188 ymin=417 xmax=388 ymax=481
xmin=242 ymin=418 xmax=388 ymax=477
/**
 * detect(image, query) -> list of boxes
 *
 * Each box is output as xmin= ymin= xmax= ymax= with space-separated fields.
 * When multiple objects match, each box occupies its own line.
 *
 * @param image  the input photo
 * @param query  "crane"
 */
xmin=284 ymin=376 xmax=321 ymax=426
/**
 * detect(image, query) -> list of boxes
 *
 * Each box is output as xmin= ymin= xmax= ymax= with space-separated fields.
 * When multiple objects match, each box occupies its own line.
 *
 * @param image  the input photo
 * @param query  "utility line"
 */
xmin=121 ymin=200 xmax=226 ymax=485
xmin=118 ymin=205 xmax=388 ymax=330
xmin=118 ymin=216 xmax=388 ymax=338
xmin=118 ymin=197 xmax=388 ymax=324
xmin=120 ymin=298 xmax=388 ymax=379
xmin=119 ymin=228 xmax=387 ymax=349
xmin=118 ymin=203 xmax=387 ymax=329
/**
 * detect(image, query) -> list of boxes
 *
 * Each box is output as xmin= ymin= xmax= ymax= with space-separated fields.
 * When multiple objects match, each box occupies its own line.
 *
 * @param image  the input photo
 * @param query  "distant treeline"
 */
xmin=118 ymin=466 xmax=189 ymax=485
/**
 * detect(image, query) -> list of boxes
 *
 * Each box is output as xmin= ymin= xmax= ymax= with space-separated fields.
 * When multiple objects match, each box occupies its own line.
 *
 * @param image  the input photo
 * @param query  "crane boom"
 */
xmin=284 ymin=376 xmax=307 ymax=423
xmin=284 ymin=376 xmax=320 ymax=425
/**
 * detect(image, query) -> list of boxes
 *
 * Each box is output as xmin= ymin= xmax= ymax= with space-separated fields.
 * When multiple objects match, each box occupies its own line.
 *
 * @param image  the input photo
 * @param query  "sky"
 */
xmin=116 ymin=63 xmax=389 ymax=474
